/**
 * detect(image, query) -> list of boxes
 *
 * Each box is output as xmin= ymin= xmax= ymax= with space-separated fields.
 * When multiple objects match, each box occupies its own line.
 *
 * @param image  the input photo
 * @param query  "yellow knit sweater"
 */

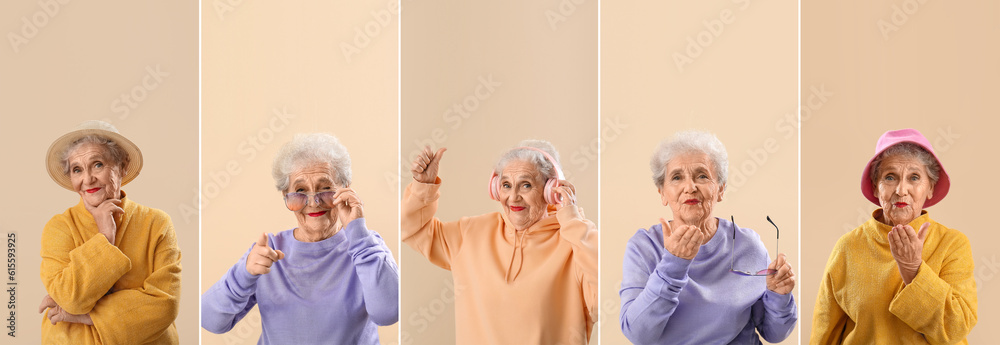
xmin=40 ymin=192 xmax=182 ymax=344
xmin=811 ymin=210 xmax=977 ymax=344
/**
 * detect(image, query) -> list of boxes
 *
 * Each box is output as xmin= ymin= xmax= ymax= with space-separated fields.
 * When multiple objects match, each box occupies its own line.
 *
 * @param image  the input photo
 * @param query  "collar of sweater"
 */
xmin=864 ymin=208 xmax=932 ymax=245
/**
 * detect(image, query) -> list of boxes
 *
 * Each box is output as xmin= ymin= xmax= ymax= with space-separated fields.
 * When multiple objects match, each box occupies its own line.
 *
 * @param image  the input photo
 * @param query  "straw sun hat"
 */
xmin=45 ymin=120 xmax=143 ymax=191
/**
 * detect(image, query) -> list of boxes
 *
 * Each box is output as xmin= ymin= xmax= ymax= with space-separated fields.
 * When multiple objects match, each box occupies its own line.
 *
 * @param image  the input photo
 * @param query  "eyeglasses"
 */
xmin=283 ymin=191 xmax=335 ymax=211
xmin=729 ymin=215 xmax=779 ymax=276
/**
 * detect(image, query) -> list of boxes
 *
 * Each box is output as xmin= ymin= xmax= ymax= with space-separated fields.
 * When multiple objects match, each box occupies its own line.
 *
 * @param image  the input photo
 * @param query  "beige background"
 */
xmin=602 ymin=0 xmax=799 ymax=344
xmin=0 ymin=1 xmax=199 ymax=343
xmin=401 ymin=0 xmax=597 ymax=344
xmin=801 ymin=0 xmax=1000 ymax=342
xmin=199 ymin=1 xmax=400 ymax=344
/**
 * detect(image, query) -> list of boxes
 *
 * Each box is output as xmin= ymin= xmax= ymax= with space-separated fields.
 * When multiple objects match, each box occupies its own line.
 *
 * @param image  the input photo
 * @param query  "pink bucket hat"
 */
xmin=860 ymin=128 xmax=950 ymax=208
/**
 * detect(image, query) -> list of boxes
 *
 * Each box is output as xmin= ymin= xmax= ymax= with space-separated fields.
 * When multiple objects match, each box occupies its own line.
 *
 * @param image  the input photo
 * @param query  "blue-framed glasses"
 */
xmin=729 ymin=215 xmax=779 ymax=276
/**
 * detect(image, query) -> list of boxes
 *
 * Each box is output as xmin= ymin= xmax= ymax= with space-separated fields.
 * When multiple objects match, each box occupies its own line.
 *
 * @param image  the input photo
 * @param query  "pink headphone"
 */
xmin=488 ymin=146 xmax=565 ymax=205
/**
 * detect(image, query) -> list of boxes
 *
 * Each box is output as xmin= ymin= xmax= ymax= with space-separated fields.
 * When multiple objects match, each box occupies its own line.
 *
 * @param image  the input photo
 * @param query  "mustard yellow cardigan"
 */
xmin=811 ymin=210 xmax=977 ymax=344
xmin=40 ymin=192 xmax=181 ymax=344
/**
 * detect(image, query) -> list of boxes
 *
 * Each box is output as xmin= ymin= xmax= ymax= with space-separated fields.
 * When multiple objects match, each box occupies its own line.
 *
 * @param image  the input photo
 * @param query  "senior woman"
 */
xmin=38 ymin=120 xmax=182 ymax=344
xmin=201 ymin=133 xmax=399 ymax=344
xmin=619 ymin=130 xmax=797 ymax=344
xmin=811 ymin=129 xmax=978 ymax=344
xmin=403 ymin=140 xmax=598 ymax=344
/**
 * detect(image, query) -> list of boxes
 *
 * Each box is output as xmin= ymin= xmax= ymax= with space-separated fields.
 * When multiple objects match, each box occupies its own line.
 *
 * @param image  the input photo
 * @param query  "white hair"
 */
xmin=650 ymin=130 xmax=728 ymax=189
xmin=61 ymin=135 xmax=129 ymax=175
xmin=869 ymin=142 xmax=941 ymax=186
xmin=494 ymin=139 xmax=561 ymax=181
xmin=272 ymin=133 xmax=352 ymax=191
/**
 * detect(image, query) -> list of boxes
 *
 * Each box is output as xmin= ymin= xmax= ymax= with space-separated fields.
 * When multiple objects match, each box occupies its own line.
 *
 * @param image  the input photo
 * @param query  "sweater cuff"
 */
xmin=344 ymin=218 xmax=382 ymax=257
xmin=763 ymin=289 xmax=796 ymax=314
xmin=232 ymin=247 xmax=261 ymax=291
xmin=409 ymin=177 xmax=442 ymax=204
xmin=649 ymin=251 xmax=691 ymax=296
xmin=343 ymin=218 xmax=370 ymax=242
xmin=889 ymin=261 xmax=948 ymax=324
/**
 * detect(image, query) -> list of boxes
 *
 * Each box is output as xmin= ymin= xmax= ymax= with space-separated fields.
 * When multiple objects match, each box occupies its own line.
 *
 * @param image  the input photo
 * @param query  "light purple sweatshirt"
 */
xmin=201 ymin=218 xmax=399 ymax=344
xmin=619 ymin=217 xmax=797 ymax=345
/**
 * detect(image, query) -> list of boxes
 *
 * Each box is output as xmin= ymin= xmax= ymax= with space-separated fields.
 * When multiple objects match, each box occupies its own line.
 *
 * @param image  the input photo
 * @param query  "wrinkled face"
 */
xmin=68 ymin=143 xmax=123 ymax=207
xmin=285 ymin=162 xmax=339 ymax=234
xmin=659 ymin=152 xmax=724 ymax=226
xmin=874 ymin=154 xmax=934 ymax=226
xmin=498 ymin=159 xmax=549 ymax=231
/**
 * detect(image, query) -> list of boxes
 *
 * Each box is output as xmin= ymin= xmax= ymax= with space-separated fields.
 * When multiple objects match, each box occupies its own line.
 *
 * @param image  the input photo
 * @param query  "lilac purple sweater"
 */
xmin=619 ymin=217 xmax=797 ymax=344
xmin=201 ymin=218 xmax=399 ymax=344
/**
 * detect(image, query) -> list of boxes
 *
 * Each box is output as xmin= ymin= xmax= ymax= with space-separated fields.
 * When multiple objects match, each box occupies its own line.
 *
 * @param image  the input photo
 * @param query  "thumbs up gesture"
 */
xmin=246 ymin=233 xmax=285 ymax=276
xmin=412 ymin=146 xmax=447 ymax=184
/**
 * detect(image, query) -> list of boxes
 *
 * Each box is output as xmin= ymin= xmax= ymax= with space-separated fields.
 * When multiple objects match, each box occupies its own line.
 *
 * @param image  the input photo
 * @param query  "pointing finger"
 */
xmin=256 ymin=233 xmax=269 ymax=247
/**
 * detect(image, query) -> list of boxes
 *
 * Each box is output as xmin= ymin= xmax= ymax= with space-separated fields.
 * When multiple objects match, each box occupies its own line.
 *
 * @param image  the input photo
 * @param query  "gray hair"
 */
xmin=61 ymin=134 xmax=129 ymax=175
xmin=494 ymin=139 xmax=561 ymax=181
xmin=868 ymin=142 xmax=941 ymax=187
xmin=272 ymin=133 xmax=352 ymax=191
xmin=650 ymin=130 xmax=729 ymax=189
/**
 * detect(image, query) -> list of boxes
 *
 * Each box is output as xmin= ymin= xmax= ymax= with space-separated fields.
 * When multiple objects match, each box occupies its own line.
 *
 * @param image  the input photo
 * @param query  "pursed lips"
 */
xmin=683 ymin=198 xmax=700 ymax=205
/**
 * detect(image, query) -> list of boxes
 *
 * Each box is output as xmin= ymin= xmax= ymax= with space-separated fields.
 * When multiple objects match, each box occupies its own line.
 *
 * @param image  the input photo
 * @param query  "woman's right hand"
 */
xmin=245 ymin=233 xmax=285 ymax=276
xmin=661 ymin=218 xmax=705 ymax=260
xmin=84 ymin=198 xmax=123 ymax=245
xmin=411 ymin=146 xmax=447 ymax=184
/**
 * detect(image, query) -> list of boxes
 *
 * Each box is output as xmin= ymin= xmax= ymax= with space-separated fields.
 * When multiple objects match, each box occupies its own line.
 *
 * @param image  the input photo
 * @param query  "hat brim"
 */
xmin=46 ymin=128 xmax=143 ymax=191
xmin=860 ymin=140 xmax=950 ymax=208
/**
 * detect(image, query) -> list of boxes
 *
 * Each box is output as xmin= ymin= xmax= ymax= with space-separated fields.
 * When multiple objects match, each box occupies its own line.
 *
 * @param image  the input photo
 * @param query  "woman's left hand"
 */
xmin=766 ymin=253 xmax=795 ymax=295
xmin=888 ymin=222 xmax=929 ymax=284
xmin=553 ymin=180 xmax=577 ymax=210
xmin=332 ymin=187 xmax=364 ymax=227
xmin=38 ymin=294 xmax=93 ymax=325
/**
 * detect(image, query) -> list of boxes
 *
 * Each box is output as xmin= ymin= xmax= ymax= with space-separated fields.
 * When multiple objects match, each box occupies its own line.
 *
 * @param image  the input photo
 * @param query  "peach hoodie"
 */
xmin=402 ymin=178 xmax=598 ymax=344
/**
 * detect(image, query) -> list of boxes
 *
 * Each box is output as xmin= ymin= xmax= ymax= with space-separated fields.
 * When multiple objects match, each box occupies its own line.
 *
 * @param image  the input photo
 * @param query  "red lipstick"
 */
xmin=308 ymin=211 xmax=327 ymax=217
xmin=86 ymin=188 xmax=101 ymax=194
xmin=684 ymin=199 xmax=700 ymax=205
xmin=894 ymin=202 xmax=909 ymax=208
xmin=510 ymin=206 xmax=526 ymax=212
